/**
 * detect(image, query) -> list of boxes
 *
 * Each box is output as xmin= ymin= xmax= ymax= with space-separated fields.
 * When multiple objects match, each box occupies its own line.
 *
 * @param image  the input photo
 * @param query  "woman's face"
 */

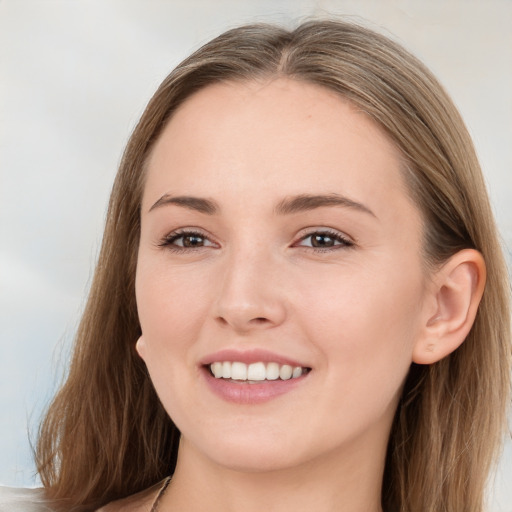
xmin=136 ymin=78 xmax=432 ymax=472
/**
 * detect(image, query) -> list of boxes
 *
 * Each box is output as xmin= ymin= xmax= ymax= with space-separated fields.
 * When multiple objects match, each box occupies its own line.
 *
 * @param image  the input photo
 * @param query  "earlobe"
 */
xmin=412 ymin=249 xmax=486 ymax=365
xmin=135 ymin=335 xmax=147 ymax=360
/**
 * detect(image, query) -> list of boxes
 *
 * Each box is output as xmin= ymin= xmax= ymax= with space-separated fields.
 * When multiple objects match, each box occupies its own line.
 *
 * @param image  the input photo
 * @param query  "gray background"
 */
xmin=1 ymin=0 xmax=511 ymax=509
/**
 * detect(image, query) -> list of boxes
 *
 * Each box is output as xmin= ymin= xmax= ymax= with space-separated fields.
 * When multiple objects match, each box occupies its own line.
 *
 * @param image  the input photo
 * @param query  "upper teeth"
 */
xmin=210 ymin=361 xmax=305 ymax=381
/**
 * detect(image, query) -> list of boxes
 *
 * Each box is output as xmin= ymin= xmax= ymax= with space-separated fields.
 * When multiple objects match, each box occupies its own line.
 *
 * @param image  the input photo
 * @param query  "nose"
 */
xmin=213 ymin=250 xmax=287 ymax=334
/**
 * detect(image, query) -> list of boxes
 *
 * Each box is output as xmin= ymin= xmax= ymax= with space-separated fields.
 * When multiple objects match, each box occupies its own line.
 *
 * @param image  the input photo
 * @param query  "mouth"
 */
xmin=207 ymin=361 xmax=311 ymax=383
xmin=200 ymin=348 xmax=312 ymax=404
xmin=200 ymin=350 xmax=312 ymax=404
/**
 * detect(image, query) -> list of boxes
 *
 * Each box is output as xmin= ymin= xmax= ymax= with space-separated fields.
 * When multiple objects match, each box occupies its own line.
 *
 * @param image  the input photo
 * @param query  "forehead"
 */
xmin=143 ymin=78 xmax=416 ymax=224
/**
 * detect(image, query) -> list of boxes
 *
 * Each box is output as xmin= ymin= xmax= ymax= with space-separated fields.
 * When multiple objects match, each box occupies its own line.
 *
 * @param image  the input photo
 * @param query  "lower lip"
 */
xmin=201 ymin=367 xmax=309 ymax=404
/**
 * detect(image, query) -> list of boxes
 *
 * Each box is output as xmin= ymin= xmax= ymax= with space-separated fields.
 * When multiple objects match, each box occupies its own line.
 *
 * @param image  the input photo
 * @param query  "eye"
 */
xmin=296 ymin=230 xmax=354 ymax=251
xmin=158 ymin=230 xmax=217 ymax=251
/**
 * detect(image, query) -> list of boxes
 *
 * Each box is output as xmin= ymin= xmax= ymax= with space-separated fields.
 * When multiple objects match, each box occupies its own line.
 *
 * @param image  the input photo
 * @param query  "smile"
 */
xmin=209 ymin=361 xmax=309 ymax=382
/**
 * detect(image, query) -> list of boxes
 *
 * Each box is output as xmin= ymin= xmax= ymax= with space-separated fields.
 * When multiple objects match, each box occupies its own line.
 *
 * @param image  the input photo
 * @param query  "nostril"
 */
xmin=215 ymin=315 xmax=272 ymax=332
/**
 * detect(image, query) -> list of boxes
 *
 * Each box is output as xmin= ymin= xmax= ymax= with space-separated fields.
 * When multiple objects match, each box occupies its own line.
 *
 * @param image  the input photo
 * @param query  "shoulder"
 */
xmin=0 ymin=486 xmax=55 ymax=512
xmin=96 ymin=480 xmax=163 ymax=512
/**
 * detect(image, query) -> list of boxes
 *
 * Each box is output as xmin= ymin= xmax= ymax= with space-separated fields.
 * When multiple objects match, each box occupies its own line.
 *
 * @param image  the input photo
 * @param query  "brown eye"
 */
xmin=297 ymin=230 xmax=354 ymax=250
xmin=181 ymin=234 xmax=205 ymax=247
xmin=310 ymin=233 xmax=336 ymax=248
xmin=160 ymin=230 xmax=217 ymax=251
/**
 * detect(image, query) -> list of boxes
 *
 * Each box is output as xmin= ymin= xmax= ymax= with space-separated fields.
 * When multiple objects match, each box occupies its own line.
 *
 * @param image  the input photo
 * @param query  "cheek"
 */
xmin=134 ymin=259 xmax=211 ymax=421
xmin=135 ymin=258 xmax=212 ymax=359
xmin=301 ymin=257 xmax=422 ymax=333
xmin=296 ymin=258 xmax=424 ymax=385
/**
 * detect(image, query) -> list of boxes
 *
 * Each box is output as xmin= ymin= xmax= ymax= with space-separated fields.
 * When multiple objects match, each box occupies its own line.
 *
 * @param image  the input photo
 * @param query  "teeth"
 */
xmin=279 ymin=364 xmax=293 ymax=380
xmin=222 ymin=361 xmax=231 ymax=379
xmin=211 ymin=361 xmax=223 ymax=378
xmin=247 ymin=362 xmax=266 ymax=381
xmin=292 ymin=366 xmax=303 ymax=378
xmin=231 ymin=362 xmax=247 ymax=380
xmin=210 ymin=361 xmax=307 ymax=382
xmin=266 ymin=362 xmax=280 ymax=380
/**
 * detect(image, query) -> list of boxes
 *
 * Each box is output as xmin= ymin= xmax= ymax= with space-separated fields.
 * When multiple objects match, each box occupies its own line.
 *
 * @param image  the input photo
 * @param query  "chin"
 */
xmin=183 ymin=429 xmax=311 ymax=473
xmin=211 ymin=446 xmax=304 ymax=474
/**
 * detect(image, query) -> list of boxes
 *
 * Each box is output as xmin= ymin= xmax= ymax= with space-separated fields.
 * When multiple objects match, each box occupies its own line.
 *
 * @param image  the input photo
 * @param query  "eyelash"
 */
xmin=158 ymin=228 xmax=355 ymax=253
xmin=158 ymin=229 xmax=214 ymax=253
xmin=296 ymin=229 xmax=355 ymax=252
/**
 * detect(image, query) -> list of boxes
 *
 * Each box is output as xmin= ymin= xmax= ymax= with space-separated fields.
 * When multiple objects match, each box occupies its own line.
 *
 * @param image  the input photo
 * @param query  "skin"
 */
xmin=115 ymin=78 xmax=484 ymax=512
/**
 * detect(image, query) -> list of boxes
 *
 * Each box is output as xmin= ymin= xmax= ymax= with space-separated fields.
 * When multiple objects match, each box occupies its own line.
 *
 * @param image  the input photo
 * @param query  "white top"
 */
xmin=0 ymin=487 xmax=55 ymax=512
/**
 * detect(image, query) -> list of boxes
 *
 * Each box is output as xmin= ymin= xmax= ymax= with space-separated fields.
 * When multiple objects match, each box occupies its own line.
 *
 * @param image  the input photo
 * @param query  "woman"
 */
xmin=9 ymin=19 xmax=511 ymax=512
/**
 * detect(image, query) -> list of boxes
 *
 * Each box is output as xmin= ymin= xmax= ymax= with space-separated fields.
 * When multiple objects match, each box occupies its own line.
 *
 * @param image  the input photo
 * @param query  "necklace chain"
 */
xmin=149 ymin=476 xmax=172 ymax=512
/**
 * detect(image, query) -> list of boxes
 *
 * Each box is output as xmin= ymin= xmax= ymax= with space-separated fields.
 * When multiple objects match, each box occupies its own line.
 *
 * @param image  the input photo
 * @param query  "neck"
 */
xmin=161 ymin=436 xmax=386 ymax=512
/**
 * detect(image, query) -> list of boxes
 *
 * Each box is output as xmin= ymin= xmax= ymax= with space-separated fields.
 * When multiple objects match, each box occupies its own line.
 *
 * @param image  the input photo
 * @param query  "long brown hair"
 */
xmin=36 ymin=20 xmax=511 ymax=512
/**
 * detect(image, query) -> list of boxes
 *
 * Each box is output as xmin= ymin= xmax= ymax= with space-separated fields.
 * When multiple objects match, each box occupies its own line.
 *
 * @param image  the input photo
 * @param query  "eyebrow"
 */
xmin=274 ymin=193 xmax=376 ymax=217
xmin=149 ymin=194 xmax=219 ymax=214
xmin=148 ymin=192 xmax=375 ymax=218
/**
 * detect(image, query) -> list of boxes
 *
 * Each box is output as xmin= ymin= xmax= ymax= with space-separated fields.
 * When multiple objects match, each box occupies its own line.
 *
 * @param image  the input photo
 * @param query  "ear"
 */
xmin=412 ymin=249 xmax=486 ymax=365
xmin=135 ymin=335 xmax=147 ymax=360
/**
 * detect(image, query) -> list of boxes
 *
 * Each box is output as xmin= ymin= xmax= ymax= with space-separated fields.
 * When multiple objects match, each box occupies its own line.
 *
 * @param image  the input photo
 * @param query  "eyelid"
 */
xmin=157 ymin=227 xmax=219 ymax=251
xmin=293 ymin=227 xmax=355 ymax=249
xmin=156 ymin=226 xmax=355 ymax=252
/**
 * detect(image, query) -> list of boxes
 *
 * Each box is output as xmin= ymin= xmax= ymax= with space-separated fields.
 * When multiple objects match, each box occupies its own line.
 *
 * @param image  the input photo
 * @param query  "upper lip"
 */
xmin=199 ymin=348 xmax=309 ymax=368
